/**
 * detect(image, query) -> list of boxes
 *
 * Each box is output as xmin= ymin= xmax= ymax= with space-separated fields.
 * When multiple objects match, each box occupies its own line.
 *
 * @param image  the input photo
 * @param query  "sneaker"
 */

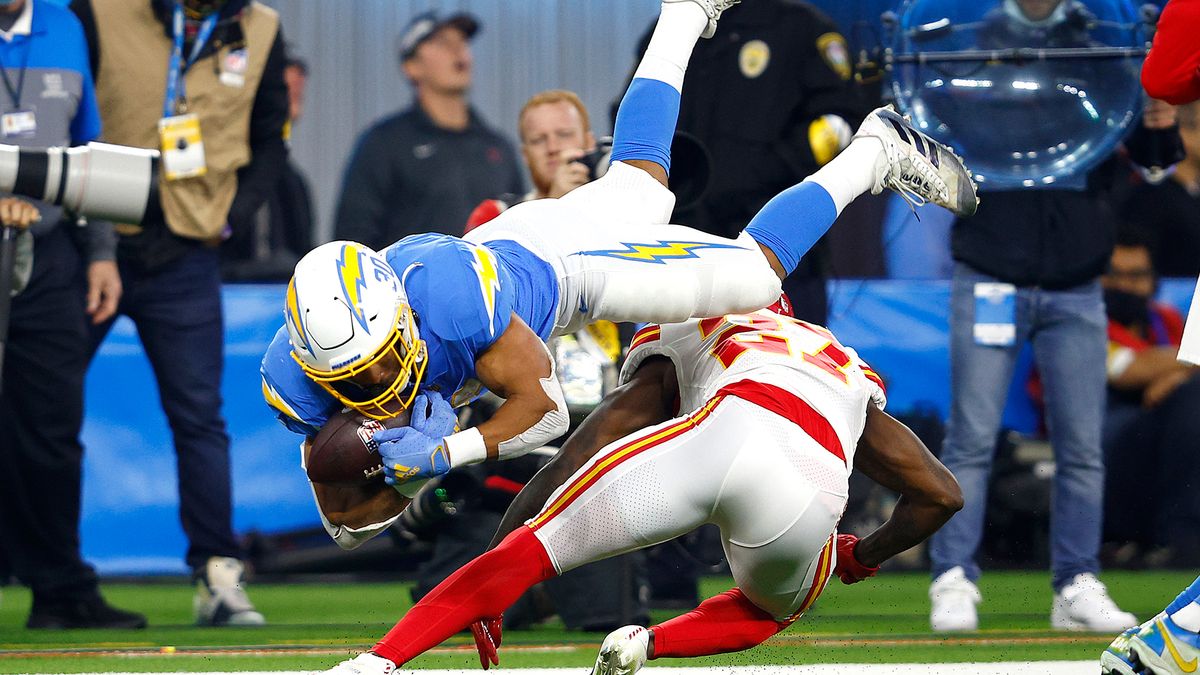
xmin=663 ymin=0 xmax=742 ymax=39
xmin=194 ymin=556 xmax=265 ymax=626
xmin=1101 ymin=624 xmax=1145 ymax=675
xmin=27 ymin=592 xmax=147 ymax=629
xmin=592 ymin=625 xmax=650 ymax=675
xmin=1052 ymin=573 xmax=1138 ymax=632
xmin=323 ymin=652 xmax=396 ymax=675
xmin=1121 ymin=612 xmax=1200 ymax=675
xmin=853 ymin=105 xmax=979 ymax=217
xmin=929 ymin=567 xmax=981 ymax=632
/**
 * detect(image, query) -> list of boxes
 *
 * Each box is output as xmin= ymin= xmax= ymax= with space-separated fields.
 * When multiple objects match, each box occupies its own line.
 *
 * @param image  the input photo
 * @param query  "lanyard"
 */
xmin=0 ymin=36 xmax=31 ymax=110
xmin=163 ymin=2 xmax=218 ymax=117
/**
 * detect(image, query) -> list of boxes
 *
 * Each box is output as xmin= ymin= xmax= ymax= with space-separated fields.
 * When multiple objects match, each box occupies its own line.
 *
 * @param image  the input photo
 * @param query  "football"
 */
xmin=306 ymin=406 xmax=412 ymax=486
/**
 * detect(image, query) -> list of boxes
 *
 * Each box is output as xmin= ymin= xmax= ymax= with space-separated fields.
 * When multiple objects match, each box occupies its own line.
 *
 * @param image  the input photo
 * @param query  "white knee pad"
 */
xmin=691 ymin=233 xmax=782 ymax=317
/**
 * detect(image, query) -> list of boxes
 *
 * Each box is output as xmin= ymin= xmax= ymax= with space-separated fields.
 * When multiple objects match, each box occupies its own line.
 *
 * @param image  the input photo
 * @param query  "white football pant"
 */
xmin=465 ymin=162 xmax=783 ymax=336
xmin=526 ymin=395 xmax=847 ymax=621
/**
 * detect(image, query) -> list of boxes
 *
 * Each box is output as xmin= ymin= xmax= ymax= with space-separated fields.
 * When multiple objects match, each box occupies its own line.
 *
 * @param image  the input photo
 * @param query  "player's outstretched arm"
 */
xmin=305 ymin=439 xmax=411 ymax=550
xmin=487 ymin=357 xmax=679 ymax=550
xmin=471 ymin=315 xmax=572 ymax=461
xmin=849 ymin=405 xmax=963 ymax=568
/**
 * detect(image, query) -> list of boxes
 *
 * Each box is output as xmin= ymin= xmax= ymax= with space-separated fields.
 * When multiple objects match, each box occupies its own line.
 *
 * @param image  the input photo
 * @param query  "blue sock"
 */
xmin=1167 ymin=575 xmax=1200 ymax=615
xmin=610 ymin=78 xmax=679 ymax=174
xmin=744 ymin=181 xmax=838 ymax=275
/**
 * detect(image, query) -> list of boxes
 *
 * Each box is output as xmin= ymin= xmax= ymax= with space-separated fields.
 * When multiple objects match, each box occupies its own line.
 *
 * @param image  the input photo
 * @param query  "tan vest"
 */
xmin=92 ymin=1 xmax=279 ymax=240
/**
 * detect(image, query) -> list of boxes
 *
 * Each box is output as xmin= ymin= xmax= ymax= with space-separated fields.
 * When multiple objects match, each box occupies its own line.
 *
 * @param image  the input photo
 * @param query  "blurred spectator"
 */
xmin=0 ymin=0 xmax=137 ymax=630
xmin=1121 ymin=101 xmax=1200 ymax=277
xmin=519 ymin=89 xmax=598 ymax=201
xmin=222 ymin=51 xmax=313 ymax=281
xmin=1100 ymin=229 xmax=1200 ymax=565
xmin=632 ymin=0 xmax=867 ymax=323
xmin=333 ymin=11 xmax=523 ymax=247
xmin=70 ymin=0 xmax=287 ymax=625
xmin=928 ymin=0 xmax=1154 ymax=634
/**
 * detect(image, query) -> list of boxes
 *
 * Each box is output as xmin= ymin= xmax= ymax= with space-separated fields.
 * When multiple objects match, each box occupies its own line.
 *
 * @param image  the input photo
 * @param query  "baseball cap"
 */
xmin=398 ymin=11 xmax=480 ymax=61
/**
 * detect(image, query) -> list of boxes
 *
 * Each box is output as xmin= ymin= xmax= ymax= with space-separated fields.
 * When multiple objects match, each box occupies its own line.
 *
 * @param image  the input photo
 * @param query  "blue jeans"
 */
xmin=89 ymin=246 xmax=238 ymax=571
xmin=929 ymin=263 xmax=1106 ymax=590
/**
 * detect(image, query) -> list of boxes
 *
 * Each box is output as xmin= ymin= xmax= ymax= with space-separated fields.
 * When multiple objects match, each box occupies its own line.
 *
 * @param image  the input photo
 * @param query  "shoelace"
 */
xmin=888 ymin=153 xmax=948 ymax=212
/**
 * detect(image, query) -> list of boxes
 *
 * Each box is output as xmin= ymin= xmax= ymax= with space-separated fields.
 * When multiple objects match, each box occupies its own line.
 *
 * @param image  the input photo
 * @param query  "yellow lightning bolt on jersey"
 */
xmin=471 ymin=246 xmax=502 ymax=332
xmin=575 ymin=240 xmax=744 ymax=265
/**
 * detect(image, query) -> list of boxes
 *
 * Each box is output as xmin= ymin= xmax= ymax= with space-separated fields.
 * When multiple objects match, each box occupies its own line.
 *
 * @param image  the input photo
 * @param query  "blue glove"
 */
xmin=375 ymin=426 xmax=451 ymax=485
xmin=410 ymin=391 xmax=458 ymax=439
xmin=374 ymin=392 xmax=459 ymax=485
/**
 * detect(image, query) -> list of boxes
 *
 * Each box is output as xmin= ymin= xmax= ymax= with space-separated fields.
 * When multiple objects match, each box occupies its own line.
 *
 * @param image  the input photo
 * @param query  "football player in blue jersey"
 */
xmin=260 ymin=0 xmax=979 ymax=549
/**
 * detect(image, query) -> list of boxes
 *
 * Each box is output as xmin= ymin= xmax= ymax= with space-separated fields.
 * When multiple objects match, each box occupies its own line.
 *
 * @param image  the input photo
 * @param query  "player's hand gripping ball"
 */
xmin=306 ymin=406 xmax=412 ymax=486
xmin=834 ymin=534 xmax=880 ymax=585
xmin=375 ymin=392 xmax=460 ymax=486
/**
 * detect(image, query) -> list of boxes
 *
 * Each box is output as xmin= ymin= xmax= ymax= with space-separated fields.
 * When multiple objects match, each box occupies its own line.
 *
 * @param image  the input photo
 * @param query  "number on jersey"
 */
xmin=698 ymin=314 xmax=852 ymax=384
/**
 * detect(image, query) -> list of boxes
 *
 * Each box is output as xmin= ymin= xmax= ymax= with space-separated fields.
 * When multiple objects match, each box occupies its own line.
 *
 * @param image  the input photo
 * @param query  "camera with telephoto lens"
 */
xmin=573 ymin=137 xmax=614 ymax=181
xmin=0 ymin=141 xmax=159 ymax=224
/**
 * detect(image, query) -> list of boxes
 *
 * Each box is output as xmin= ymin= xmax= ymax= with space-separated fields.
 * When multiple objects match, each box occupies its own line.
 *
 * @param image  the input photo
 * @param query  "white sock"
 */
xmin=1171 ymin=601 xmax=1200 ymax=633
xmin=632 ymin=1 xmax=709 ymax=92
xmin=803 ymin=137 xmax=885 ymax=213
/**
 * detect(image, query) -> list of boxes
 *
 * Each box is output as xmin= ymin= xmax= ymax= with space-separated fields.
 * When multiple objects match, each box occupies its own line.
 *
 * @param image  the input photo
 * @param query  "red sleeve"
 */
xmin=464 ymin=199 xmax=506 ymax=234
xmin=1142 ymin=0 xmax=1200 ymax=104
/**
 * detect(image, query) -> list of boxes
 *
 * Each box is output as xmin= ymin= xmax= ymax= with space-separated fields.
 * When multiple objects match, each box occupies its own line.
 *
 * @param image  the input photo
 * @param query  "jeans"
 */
xmin=89 ymin=246 xmax=239 ymax=570
xmin=929 ymin=263 xmax=1106 ymax=590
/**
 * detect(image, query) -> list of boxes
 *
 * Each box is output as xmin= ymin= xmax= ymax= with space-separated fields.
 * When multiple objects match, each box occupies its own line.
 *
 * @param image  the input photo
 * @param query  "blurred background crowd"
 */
xmin=0 ymin=0 xmax=1196 ymax=633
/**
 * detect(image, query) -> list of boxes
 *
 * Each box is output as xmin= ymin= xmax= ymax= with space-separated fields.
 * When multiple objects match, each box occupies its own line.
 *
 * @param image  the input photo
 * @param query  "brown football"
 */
xmin=306 ymin=406 xmax=411 ymax=486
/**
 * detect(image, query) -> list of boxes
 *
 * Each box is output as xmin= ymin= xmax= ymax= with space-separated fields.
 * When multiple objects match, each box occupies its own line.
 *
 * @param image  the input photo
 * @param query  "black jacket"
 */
xmin=333 ymin=106 xmax=524 ymax=248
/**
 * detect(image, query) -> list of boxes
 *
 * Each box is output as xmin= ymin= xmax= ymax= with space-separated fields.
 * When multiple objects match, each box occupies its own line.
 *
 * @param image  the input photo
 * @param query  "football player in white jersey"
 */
xmin=321 ymin=297 xmax=964 ymax=675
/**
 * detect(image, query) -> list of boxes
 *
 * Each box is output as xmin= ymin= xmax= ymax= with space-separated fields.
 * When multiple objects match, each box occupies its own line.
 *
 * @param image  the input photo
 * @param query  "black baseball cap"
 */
xmin=398 ymin=11 xmax=480 ymax=61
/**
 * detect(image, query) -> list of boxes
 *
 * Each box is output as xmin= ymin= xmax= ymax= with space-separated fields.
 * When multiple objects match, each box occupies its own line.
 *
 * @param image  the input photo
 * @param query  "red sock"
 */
xmin=650 ymin=588 xmax=790 ymax=659
xmin=372 ymin=527 xmax=555 ymax=665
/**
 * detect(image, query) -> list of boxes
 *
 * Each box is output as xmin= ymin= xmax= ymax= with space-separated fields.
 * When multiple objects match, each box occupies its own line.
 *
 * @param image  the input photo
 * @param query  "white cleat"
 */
xmin=930 ymin=567 xmax=982 ymax=632
xmin=854 ymin=105 xmax=979 ymax=218
xmin=664 ymin=0 xmax=742 ymax=39
xmin=194 ymin=556 xmax=265 ymax=626
xmin=592 ymin=625 xmax=650 ymax=675
xmin=1052 ymin=573 xmax=1138 ymax=632
xmin=323 ymin=652 xmax=396 ymax=675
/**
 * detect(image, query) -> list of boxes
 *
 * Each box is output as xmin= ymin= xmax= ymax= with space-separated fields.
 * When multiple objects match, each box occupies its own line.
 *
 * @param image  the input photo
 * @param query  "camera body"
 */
xmin=574 ymin=137 xmax=614 ymax=181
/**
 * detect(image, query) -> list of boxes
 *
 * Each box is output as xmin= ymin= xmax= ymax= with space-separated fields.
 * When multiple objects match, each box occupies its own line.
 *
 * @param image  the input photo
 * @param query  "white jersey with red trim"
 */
xmin=620 ymin=309 xmax=887 ymax=467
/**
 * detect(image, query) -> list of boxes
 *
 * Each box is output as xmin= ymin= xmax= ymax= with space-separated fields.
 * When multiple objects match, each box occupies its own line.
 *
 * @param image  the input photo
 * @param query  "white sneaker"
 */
xmin=854 ymin=105 xmax=979 ymax=217
xmin=1052 ymin=573 xmax=1138 ymax=632
xmin=592 ymin=625 xmax=650 ymax=675
xmin=324 ymin=652 xmax=396 ymax=675
xmin=930 ymin=567 xmax=981 ymax=632
xmin=664 ymin=0 xmax=742 ymax=39
xmin=194 ymin=556 xmax=265 ymax=626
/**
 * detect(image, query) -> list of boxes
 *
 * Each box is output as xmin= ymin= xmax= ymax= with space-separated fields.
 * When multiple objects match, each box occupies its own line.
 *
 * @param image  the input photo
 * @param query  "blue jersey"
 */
xmin=260 ymin=233 xmax=558 ymax=436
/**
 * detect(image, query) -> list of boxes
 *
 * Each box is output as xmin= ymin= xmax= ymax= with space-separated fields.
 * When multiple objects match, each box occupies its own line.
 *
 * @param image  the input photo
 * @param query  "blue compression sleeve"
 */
xmin=1167 ymin=575 xmax=1200 ymax=616
xmin=610 ymin=78 xmax=679 ymax=174
xmin=743 ymin=181 xmax=839 ymax=275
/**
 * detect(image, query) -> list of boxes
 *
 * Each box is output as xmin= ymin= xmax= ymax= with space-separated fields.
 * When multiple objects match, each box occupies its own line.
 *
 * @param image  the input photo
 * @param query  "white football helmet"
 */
xmin=285 ymin=241 xmax=427 ymax=420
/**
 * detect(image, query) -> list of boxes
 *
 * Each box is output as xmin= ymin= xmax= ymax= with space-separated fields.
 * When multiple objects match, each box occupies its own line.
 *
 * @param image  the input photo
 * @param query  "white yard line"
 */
xmin=61 ymin=662 xmax=1097 ymax=675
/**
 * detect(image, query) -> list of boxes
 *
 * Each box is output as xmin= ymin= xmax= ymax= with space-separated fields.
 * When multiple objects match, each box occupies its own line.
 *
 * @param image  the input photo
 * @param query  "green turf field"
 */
xmin=0 ymin=570 xmax=1191 ymax=673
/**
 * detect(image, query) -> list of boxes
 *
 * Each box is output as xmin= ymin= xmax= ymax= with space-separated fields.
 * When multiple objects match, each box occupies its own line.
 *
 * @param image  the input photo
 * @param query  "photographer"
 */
xmin=466 ymin=90 xmax=606 ymax=227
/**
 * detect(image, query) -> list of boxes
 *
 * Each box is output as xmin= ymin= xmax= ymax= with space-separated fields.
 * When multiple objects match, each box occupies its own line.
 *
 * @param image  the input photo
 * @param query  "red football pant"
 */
xmin=651 ymin=587 xmax=791 ymax=658
xmin=372 ymin=527 xmax=555 ymax=665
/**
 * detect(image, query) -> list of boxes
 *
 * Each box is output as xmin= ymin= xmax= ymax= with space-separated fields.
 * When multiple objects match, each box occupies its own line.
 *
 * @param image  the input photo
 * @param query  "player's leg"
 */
xmin=592 ymin=399 xmax=848 ymax=673
xmin=355 ymin=396 xmax=746 ymax=671
xmin=1102 ymin=575 xmax=1200 ymax=675
xmin=609 ymin=0 xmax=738 ymax=188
